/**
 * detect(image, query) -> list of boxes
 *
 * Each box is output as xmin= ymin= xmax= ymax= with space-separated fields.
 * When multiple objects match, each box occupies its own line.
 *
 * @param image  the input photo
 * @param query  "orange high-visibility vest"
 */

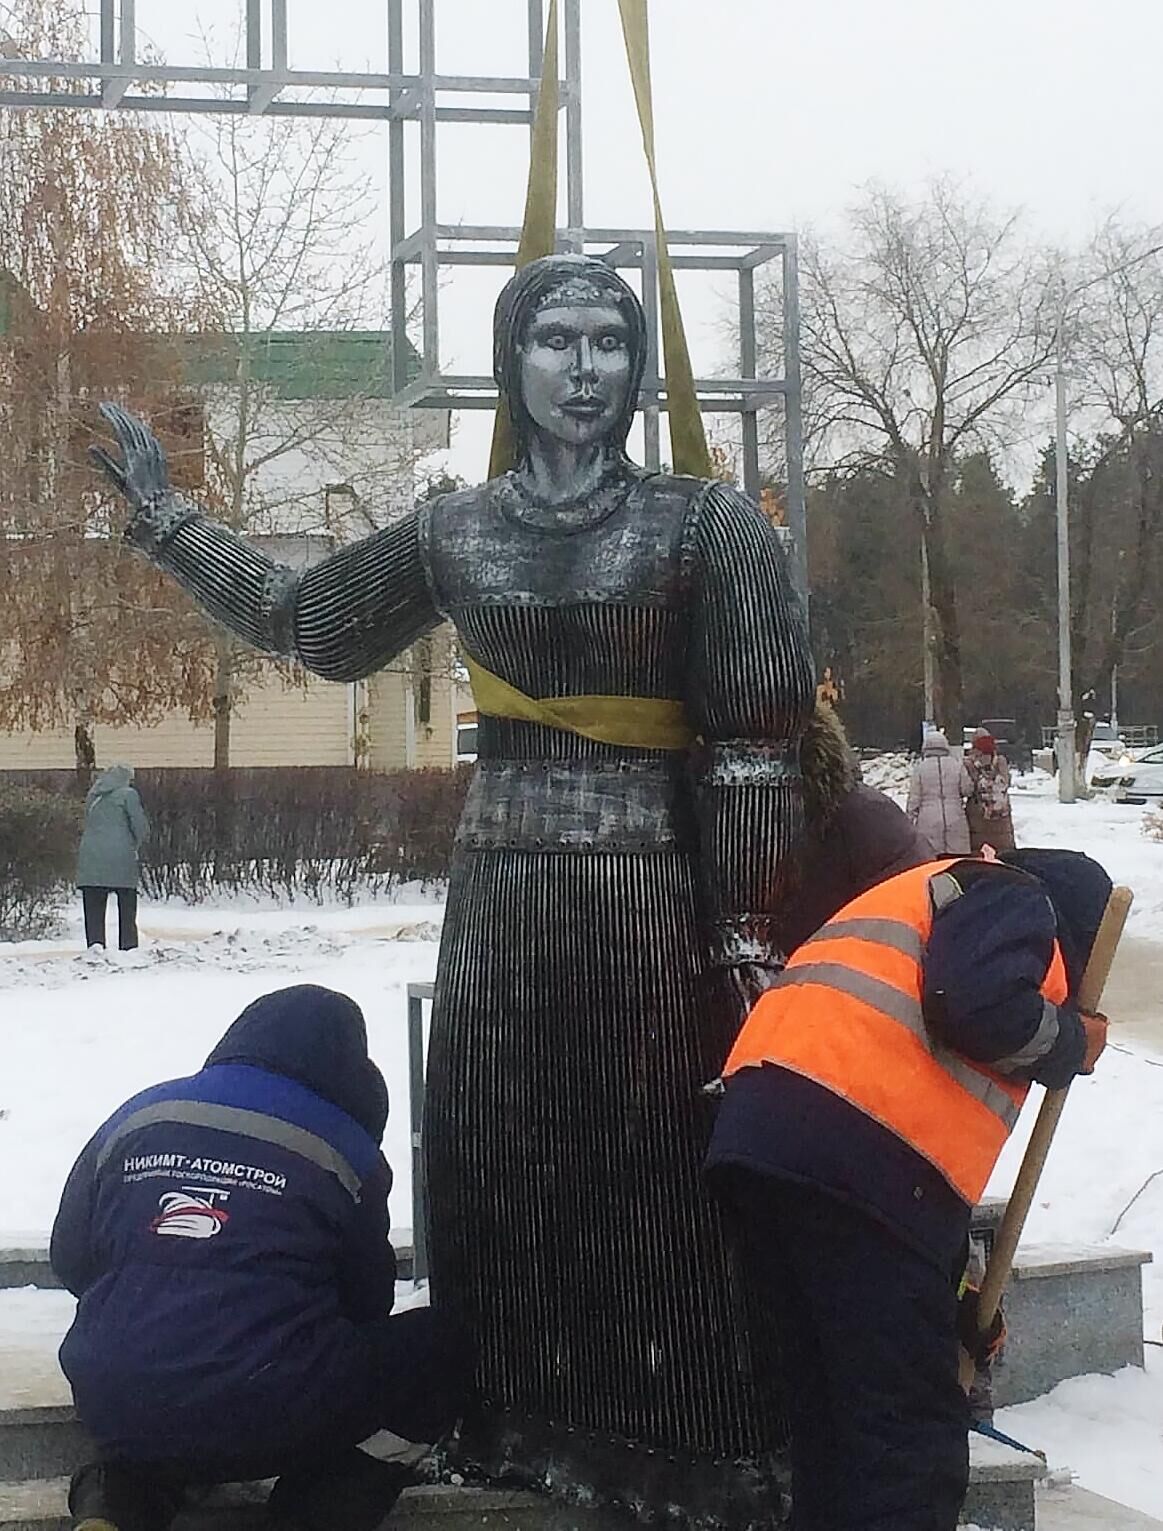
xmin=722 ymin=859 xmax=1069 ymax=1205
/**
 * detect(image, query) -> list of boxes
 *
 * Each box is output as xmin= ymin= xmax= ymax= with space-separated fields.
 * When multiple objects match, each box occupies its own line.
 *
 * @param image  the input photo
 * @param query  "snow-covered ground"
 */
xmin=2 ymin=772 xmax=1161 ymax=1510
xmin=1 ymin=926 xmax=441 ymax=1238
xmin=998 ymin=1355 xmax=1163 ymax=1520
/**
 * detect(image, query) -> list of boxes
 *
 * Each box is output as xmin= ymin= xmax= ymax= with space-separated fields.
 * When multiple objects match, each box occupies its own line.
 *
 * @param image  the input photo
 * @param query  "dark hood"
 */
xmin=492 ymin=253 xmax=648 ymax=468
xmin=206 ymin=984 xmax=388 ymax=1143
xmin=774 ymin=704 xmax=930 ymax=953
xmin=1000 ymin=848 xmax=1114 ymax=994
xmin=776 ymin=783 xmax=933 ymax=955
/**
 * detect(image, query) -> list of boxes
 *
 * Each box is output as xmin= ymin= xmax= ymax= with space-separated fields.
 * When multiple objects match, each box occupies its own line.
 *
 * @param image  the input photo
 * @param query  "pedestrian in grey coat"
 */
xmin=905 ymin=730 xmax=972 ymax=856
xmin=76 ymin=765 xmax=149 ymax=950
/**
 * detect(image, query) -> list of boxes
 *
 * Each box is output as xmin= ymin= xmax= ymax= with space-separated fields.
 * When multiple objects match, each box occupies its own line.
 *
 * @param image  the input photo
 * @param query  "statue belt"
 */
xmin=464 ymin=654 xmax=695 ymax=752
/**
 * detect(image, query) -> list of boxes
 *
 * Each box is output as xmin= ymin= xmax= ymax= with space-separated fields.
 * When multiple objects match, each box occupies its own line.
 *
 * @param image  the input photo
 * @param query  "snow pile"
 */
xmin=1082 ymin=746 xmax=1119 ymax=785
xmin=998 ymin=1355 xmax=1163 ymax=1521
xmin=859 ymin=751 xmax=914 ymax=796
xmin=1011 ymin=786 xmax=1163 ymax=941
xmin=0 ymin=921 xmax=442 ymax=991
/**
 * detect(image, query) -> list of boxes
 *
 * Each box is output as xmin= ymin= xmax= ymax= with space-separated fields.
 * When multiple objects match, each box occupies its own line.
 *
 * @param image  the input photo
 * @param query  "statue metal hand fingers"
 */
xmin=90 ymin=402 xmax=172 ymax=512
xmin=88 ymin=443 xmax=128 ymax=496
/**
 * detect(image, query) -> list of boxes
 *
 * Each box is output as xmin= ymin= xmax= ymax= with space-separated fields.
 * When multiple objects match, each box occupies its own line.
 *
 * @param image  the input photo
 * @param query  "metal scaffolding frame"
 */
xmin=0 ymin=0 xmax=805 ymax=581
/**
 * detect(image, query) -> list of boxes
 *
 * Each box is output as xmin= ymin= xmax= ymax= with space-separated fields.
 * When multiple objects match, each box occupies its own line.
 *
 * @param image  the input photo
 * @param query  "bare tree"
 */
xmin=0 ymin=0 xmax=216 ymax=778
xmin=1069 ymin=224 xmax=1163 ymax=715
xmin=777 ymin=179 xmax=1057 ymax=727
xmin=173 ymin=97 xmax=433 ymax=769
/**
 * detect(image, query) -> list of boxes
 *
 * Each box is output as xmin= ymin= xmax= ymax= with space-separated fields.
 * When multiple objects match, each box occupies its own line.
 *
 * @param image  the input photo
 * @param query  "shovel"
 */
xmin=959 ymin=883 xmax=1134 ymax=1392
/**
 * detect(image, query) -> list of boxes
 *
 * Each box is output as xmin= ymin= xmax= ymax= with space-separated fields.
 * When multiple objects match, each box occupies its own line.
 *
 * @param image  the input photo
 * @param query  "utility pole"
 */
xmin=1055 ymin=310 xmax=1078 ymax=803
xmin=1110 ymin=547 xmax=1124 ymax=732
xmin=920 ymin=532 xmax=936 ymax=731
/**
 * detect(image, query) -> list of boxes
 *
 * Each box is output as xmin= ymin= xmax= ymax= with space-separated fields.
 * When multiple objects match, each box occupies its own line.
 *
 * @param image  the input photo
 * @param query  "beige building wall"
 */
xmin=0 ymin=668 xmax=354 ymax=770
xmin=364 ymin=628 xmax=459 ymax=772
xmin=365 ymin=668 xmax=411 ymax=772
xmin=0 ymin=654 xmax=460 ymax=773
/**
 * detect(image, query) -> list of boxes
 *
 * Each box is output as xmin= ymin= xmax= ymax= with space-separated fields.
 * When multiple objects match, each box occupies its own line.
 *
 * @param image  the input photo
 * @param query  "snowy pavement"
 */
xmin=997 ymin=1356 xmax=1163 ymax=1521
xmin=2 ymin=774 xmax=1162 ymax=1510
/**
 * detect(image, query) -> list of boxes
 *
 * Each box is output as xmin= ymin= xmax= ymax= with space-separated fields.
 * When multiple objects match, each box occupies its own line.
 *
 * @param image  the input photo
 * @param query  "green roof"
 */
xmin=176 ymin=329 xmax=421 ymax=401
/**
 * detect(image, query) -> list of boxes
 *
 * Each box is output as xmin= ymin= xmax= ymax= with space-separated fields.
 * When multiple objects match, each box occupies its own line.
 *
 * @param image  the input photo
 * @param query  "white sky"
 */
xmin=119 ymin=1 xmax=1163 ymax=475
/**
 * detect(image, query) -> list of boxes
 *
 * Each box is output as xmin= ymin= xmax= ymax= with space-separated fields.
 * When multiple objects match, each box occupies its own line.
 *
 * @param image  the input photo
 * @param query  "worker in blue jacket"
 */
xmin=51 ymin=984 xmax=470 ymax=1531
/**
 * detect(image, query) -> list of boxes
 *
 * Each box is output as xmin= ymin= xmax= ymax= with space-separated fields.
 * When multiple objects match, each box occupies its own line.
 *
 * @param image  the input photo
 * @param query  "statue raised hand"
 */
xmin=90 ymin=402 xmax=195 ymax=554
xmin=90 ymin=401 xmax=171 ymax=508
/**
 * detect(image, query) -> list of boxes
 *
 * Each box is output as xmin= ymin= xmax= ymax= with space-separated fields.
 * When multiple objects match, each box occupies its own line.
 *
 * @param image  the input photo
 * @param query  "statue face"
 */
xmin=517 ymin=304 xmax=634 ymax=448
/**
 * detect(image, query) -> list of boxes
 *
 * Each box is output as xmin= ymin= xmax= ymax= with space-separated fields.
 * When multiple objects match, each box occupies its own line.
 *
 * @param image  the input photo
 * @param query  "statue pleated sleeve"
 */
xmin=686 ymin=483 xmax=815 ymax=969
xmin=124 ymin=503 xmax=440 ymax=681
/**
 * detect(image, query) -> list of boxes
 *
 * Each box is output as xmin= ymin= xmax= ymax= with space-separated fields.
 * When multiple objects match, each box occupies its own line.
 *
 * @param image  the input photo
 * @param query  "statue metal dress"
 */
xmin=93 ymin=254 xmax=815 ymax=1526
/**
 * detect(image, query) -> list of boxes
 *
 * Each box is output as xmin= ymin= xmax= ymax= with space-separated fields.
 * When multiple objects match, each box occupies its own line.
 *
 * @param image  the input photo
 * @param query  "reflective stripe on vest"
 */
xmin=723 ymin=858 xmax=1070 ymax=1205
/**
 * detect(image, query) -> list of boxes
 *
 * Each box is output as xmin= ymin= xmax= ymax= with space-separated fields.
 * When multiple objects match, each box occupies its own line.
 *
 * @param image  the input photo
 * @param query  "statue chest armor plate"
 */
xmin=419 ymin=472 xmax=707 ymax=854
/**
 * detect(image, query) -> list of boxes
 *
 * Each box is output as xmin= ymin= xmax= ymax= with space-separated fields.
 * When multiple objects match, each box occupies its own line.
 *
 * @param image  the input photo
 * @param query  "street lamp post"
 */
xmin=1054 ymin=313 xmax=1078 ymax=803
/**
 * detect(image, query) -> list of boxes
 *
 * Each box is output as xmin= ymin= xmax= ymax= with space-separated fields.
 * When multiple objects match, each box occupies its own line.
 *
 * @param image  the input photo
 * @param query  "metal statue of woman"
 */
xmin=92 ymin=254 xmax=815 ymax=1525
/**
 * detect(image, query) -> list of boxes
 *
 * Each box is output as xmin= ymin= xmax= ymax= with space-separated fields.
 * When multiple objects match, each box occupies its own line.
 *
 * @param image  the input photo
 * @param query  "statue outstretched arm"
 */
xmin=686 ymin=483 xmax=815 ymax=979
xmin=90 ymin=403 xmax=440 ymax=682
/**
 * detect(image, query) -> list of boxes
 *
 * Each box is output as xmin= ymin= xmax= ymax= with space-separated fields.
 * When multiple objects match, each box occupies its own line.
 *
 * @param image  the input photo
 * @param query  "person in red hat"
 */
xmin=964 ymin=729 xmax=1015 ymax=852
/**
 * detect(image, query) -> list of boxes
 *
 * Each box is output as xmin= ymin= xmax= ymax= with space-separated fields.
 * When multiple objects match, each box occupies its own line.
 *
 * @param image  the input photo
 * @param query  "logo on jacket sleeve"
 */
xmin=150 ymin=1189 xmax=231 ymax=1239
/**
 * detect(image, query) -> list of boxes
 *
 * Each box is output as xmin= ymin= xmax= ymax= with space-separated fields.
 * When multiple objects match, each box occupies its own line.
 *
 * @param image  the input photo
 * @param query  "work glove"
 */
xmin=957 ymin=1286 xmax=1006 ymax=1368
xmin=1080 ymin=1010 xmax=1109 ymax=1075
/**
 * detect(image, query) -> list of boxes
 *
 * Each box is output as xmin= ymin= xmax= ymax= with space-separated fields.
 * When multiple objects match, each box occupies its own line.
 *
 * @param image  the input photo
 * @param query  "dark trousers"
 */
xmin=81 ymin=886 xmax=139 ymax=950
xmin=725 ymin=1175 xmax=969 ymax=1531
xmin=70 ymin=1307 xmax=473 ymax=1531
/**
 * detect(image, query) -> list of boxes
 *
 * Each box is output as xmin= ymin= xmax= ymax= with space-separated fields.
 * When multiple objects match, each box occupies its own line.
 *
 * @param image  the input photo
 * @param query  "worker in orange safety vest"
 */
xmin=705 ymin=847 xmax=1111 ymax=1531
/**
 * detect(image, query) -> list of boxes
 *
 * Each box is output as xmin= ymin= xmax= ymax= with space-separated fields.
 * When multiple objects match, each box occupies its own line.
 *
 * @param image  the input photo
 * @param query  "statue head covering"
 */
xmin=492 ymin=254 xmax=648 ymax=466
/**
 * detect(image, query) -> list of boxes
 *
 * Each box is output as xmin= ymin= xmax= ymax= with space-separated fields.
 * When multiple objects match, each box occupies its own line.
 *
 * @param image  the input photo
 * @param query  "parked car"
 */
xmin=1091 ymin=745 xmax=1163 ymax=802
xmin=963 ymin=718 xmax=1032 ymax=774
xmin=1087 ymin=721 xmax=1128 ymax=761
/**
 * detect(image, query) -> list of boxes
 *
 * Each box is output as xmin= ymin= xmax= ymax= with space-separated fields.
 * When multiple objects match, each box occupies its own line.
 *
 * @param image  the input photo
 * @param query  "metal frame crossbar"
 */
xmin=0 ymin=0 xmax=806 ymax=584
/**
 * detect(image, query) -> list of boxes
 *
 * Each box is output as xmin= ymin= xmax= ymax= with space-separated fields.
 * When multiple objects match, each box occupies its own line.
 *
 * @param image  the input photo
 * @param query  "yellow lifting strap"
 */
xmin=464 ymin=653 xmax=695 ymax=753
xmin=473 ymin=0 xmax=705 ymax=749
xmin=616 ymin=0 xmax=711 ymax=478
xmin=487 ymin=0 xmax=560 ymax=479
xmin=488 ymin=0 xmax=710 ymax=479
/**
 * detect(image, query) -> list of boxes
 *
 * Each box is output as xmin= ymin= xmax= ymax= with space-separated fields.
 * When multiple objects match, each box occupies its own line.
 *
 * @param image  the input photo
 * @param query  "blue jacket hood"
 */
xmin=999 ymin=848 xmax=1113 ymax=994
xmin=205 ymin=984 xmax=388 ymax=1143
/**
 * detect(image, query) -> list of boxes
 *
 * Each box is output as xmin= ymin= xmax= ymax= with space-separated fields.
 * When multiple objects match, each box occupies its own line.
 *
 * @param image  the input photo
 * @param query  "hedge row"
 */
xmin=0 ymin=766 xmax=472 ymax=927
xmin=0 ymin=782 xmax=82 ymax=939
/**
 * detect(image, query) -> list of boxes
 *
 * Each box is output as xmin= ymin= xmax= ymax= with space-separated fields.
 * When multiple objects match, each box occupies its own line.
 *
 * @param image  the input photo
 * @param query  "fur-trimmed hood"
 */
xmin=773 ymin=705 xmax=932 ymax=955
xmin=800 ymin=704 xmax=861 ymax=833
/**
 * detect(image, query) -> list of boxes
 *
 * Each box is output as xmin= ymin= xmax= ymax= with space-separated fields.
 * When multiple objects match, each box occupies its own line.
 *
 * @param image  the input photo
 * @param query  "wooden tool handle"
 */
xmin=959 ymin=884 xmax=1133 ymax=1391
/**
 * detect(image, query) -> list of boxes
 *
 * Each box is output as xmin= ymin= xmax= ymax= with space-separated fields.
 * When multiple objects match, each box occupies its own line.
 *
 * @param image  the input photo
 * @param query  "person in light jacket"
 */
xmin=906 ymin=731 xmax=971 ymax=855
xmin=76 ymin=764 xmax=150 ymax=950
